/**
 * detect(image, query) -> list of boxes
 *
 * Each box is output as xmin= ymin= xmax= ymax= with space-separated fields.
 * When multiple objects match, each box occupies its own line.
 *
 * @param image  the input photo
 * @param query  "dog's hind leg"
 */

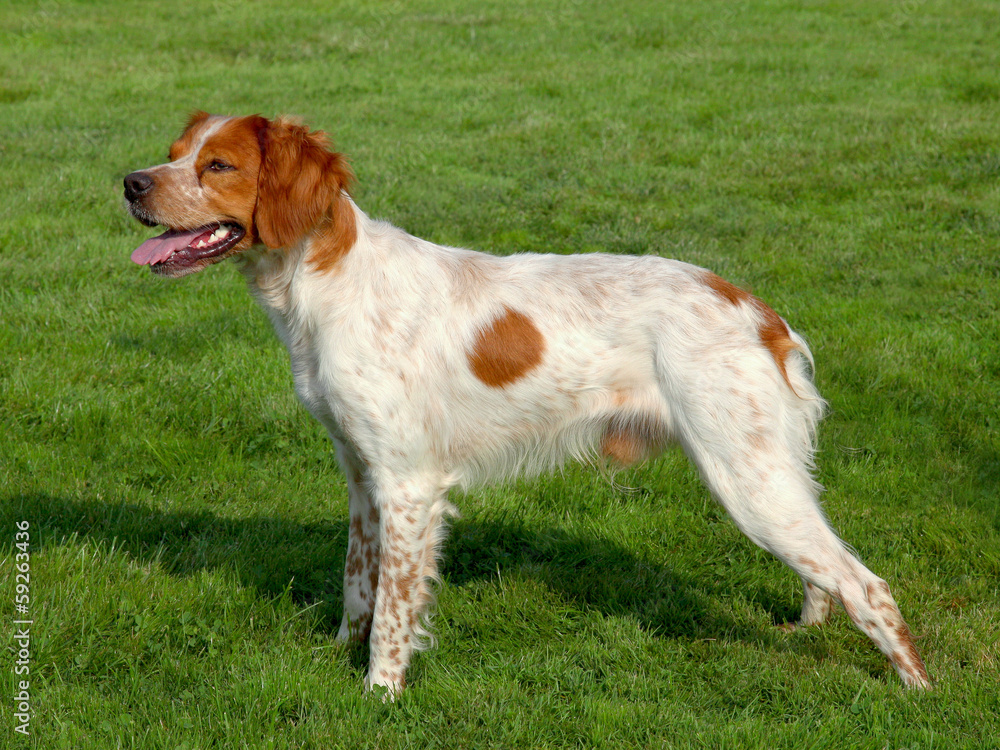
xmin=666 ymin=354 xmax=930 ymax=687
xmin=797 ymin=578 xmax=835 ymax=627
xmin=682 ymin=426 xmax=929 ymax=687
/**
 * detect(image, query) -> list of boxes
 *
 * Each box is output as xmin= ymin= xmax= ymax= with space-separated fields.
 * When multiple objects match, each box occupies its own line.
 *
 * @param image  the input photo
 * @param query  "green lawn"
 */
xmin=2 ymin=0 xmax=999 ymax=747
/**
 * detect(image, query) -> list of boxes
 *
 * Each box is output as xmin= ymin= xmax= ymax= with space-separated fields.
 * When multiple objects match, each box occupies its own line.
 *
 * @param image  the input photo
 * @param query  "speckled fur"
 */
xmin=126 ymin=114 xmax=930 ymax=697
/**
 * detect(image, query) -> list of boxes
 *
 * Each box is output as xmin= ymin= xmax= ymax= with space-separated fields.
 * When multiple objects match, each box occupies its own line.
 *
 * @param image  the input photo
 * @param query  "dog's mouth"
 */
xmin=131 ymin=223 xmax=246 ymax=276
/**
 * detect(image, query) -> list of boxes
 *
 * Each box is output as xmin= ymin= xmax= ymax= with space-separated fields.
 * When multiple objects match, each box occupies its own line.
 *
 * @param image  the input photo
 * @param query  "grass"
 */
xmin=1 ymin=0 xmax=999 ymax=747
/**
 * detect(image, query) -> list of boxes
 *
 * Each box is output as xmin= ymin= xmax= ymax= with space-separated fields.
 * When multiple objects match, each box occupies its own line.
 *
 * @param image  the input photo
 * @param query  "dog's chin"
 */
xmin=150 ymin=244 xmax=245 ymax=277
xmin=126 ymin=201 xmax=161 ymax=228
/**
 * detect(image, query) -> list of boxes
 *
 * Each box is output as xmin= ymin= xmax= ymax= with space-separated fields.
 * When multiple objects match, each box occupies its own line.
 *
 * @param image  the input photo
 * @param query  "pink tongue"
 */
xmin=131 ymin=228 xmax=208 ymax=266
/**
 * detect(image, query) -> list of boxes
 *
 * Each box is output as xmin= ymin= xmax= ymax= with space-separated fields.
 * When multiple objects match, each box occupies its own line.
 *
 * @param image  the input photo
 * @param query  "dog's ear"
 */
xmin=254 ymin=117 xmax=354 ymax=250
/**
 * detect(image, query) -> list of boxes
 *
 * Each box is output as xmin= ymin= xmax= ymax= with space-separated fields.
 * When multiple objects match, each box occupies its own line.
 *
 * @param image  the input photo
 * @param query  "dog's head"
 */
xmin=124 ymin=112 xmax=354 ymax=277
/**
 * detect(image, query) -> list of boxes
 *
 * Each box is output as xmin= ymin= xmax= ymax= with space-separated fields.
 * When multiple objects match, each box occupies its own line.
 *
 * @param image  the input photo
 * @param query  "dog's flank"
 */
xmin=125 ymin=113 xmax=930 ymax=697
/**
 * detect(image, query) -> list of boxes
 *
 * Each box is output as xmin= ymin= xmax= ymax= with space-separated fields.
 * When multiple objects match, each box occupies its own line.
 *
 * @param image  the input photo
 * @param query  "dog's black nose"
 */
xmin=123 ymin=171 xmax=154 ymax=202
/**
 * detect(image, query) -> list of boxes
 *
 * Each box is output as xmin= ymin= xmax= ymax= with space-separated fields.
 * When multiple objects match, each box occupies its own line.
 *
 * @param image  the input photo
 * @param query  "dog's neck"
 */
xmin=237 ymin=198 xmax=393 ymax=366
xmin=239 ymin=197 xmax=364 ymax=316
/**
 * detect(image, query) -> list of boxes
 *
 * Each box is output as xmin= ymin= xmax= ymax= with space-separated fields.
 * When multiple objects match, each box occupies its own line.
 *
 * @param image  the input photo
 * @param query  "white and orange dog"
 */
xmin=125 ymin=112 xmax=929 ymax=695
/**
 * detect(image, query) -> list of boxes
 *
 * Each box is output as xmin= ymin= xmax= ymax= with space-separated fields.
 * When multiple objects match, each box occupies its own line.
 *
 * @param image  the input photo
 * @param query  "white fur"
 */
xmin=235 ymin=201 xmax=928 ymax=695
xmin=128 ymin=118 xmax=930 ymax=696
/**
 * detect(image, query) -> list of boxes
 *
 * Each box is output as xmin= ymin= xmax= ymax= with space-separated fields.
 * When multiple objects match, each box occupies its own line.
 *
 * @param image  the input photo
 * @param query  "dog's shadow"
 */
xmin=441 ymin=513 xmax=793 ymax=645
xmin=4 ymin=491 xmax=790 ymax=650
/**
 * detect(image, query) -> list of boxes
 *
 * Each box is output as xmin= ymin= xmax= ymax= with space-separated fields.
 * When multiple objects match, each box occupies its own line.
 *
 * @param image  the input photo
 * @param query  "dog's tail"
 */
xmin=779 ymin=327 xmax=827 ymax=472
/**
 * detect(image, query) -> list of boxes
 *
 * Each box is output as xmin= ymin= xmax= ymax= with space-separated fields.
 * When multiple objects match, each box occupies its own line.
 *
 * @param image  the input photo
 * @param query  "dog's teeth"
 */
xmin=209 ymin=227 xmax=229 ymax=243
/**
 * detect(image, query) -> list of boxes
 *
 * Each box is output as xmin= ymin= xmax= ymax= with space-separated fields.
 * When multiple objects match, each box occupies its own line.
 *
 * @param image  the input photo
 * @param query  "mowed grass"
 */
xmin=1 ymin=0 xmax=999 ymax=747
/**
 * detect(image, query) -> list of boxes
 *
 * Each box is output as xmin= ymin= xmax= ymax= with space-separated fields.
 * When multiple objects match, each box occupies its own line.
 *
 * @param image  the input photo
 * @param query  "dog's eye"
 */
xmin=207 ymin=160 xmax=234 ymax=172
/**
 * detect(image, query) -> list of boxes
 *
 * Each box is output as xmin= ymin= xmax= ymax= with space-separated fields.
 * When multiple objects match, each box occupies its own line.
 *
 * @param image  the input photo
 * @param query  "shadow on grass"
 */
xmin=967 ymin=445 xmax=1000 ymax=527
xmin=442 ymin=515 xmax=796 ymax=644
xmin=3 ymin=491 xmax=789 ymax=650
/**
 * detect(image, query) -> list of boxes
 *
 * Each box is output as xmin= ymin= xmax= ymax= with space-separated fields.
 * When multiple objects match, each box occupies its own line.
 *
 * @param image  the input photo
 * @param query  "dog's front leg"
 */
xmin=334 ymin=442 xmax=379 ymax=642
xmin=364 ymin=475 xmax=456 ymax=699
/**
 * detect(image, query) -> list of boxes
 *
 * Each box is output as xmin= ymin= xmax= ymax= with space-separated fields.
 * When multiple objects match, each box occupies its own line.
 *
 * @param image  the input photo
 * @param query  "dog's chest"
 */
xmin=267 ymin=297 xmax=417 ymax=447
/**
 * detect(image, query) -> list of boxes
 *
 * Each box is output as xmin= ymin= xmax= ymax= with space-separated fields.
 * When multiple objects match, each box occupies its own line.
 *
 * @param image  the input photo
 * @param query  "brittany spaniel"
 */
xmin=124 ymin=112 xmax=929 ymax=696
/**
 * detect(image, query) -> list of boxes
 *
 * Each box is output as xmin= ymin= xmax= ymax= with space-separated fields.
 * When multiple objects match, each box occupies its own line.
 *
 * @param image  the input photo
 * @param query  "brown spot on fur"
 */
xmin=468 ymin=307 xmax=545 ymax=387
xmin=397 ymin=563 xmax=419 ymax=603
xmin=892 ymin=622 xmax=929 ymax=683
xmin=600 ymin=414 xmax=666 ymax=467
xmin=867 ymin=581 xmax=898 ymax=612
xmin=345 ymin=552 xmax=362 ymax=577
xmin=350 ymin=515 xmax=376 ymax=551
xmin=347 ymin=612 xmax=372 ymax=641
xmin=757 ymin=305 xmax=800 ymax=390
xmin=601 ymin=428 xmax=646 ymax=466
xmin=841 ymin=598 xmax=859 ymax=622
xmin=600 ymin=428 xmax=644 ymax=466
xmin=701 ymin=271 xmax=800 ymax=390
xmin=798 ymin=557 xmax=826 ymax=576
xmin=702 ymin=271 xmax=751 ymax=307
xmin=867 ymin=580 xmax=892 ymax=601
xmin=350 ymin=515 xmax=364 ymax=537
xmin=384 ymin=519 xmax=404 ymax=543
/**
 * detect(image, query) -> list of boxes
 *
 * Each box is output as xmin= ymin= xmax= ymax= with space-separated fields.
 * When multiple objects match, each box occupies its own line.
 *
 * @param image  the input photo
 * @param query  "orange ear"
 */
xmin=254 ymin=117 xmax=354 ymax=250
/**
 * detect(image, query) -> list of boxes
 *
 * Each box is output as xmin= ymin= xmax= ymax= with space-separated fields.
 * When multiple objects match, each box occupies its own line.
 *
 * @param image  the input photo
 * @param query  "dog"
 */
xmin=124 ymin=112 xmax=930 ymax=696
